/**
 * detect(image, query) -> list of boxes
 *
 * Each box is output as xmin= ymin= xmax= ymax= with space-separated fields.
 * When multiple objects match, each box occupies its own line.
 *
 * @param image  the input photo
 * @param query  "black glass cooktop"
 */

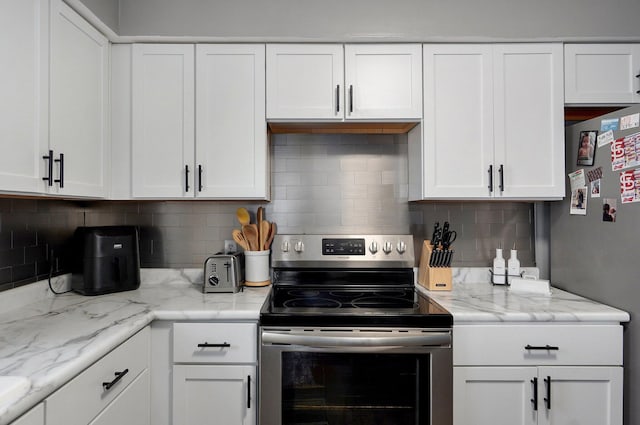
xmin=260 ymin=268 xmax=452 ymax=328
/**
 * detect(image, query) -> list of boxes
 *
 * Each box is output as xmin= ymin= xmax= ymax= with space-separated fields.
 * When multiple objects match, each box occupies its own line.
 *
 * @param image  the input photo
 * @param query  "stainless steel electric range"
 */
xmin=259 ymin=234 xmax=453 ymax=425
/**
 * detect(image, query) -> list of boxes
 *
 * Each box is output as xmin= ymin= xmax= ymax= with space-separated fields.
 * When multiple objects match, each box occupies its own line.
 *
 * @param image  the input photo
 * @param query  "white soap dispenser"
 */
xmin=508 ymin=248 xmax=520 ymax=282
xmin=492 ymin=248 xmax=506 ymax=284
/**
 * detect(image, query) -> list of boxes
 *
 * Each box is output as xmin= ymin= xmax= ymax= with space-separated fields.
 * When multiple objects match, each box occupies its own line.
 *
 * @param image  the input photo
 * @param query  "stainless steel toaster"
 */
xmin=203 ymin=253 xmax=244 ymax=293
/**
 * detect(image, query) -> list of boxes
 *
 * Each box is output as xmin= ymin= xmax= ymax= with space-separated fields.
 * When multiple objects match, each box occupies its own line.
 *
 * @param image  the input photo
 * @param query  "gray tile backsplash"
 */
xmin=0 ymin=133 xmax=534 ymax=292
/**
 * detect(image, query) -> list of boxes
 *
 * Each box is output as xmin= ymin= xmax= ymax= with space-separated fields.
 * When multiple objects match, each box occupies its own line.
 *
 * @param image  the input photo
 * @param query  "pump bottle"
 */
xmin=492 ymin=248 xmax=506 ymax=284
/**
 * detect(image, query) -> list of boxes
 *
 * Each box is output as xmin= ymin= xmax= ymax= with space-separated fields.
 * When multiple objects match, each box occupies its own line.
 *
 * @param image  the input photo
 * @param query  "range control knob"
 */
xmin=281 ymin=241 xmax=289 ymax=252
xmin=369 ymin=241 xmax=379 ymax=254
xmin=208 ymin=274 xmax=219 ymax=286
xmin=294 ymin=241 xmax=305 ymax=253
xmin=383 ymin=241 xmax=393 ymax=254
xmin=397 ymin=241 xmax=407 ymax=254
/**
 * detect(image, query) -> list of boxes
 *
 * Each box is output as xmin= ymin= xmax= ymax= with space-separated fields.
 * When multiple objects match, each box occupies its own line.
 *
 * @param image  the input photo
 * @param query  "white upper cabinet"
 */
xmin=266 ymin=44 xmax=343 ymax=120
xmin=132 ymin=44 xmax=268 ymax=199
xmin=195 ymin=44 xmax=267 ymax=199
xmin=493 ymin=44 xmax=565 ymax=199
xmin=266 ymin=44 xmax=422 ymax=121
xmin=132 ymin=44 xmax=195 ymax=198
xmin=49 ymin=0 xmax=109 ymax=197
xmin=344 ymin=44 xmax=422 ymax=120
xmin=564 ymin=44 xmax=640 ymax=104
xmin=0 ymin=0 xmax=48 ymax=194
xmin=421 ymin=44 xmax=494 ymax=198
xmin=414 ymin=43 xmax=564 ymax=200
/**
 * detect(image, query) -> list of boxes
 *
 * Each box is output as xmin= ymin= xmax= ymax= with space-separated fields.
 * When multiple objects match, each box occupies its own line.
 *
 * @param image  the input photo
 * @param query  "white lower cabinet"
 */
xmin=453 ymin=324 xmax=623 ymax=425
xmin=173 ymin=365 xmax=256 ymax=425
xmin=45 ymin=327 xmax=150 ymax=425
xmin=10 ymin=403 xmax=44 ymax=425
xmin=88 ymin=370 xmax=151 ymax=425
xmin=454 ymin=366 xmax=622 ymax=425
xmin=170 ymin=322 xmax=258 ymax=425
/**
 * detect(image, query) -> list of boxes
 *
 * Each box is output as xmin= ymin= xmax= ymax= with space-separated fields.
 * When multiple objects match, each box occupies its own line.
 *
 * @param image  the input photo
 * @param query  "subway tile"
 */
xmin=0 ymin=248 xmax=24 ymax=268
xmin=340 ymin=157 xmax=368 ymax=172
xmin=12 ymin=263 xmax=36 ymax=282
xmin=476 ymin=209 xmax=504 ymax=224
xmin=0 ymin=267 xmax=11 ymax=285
xmin=25 ymin=245 xmax=47 ymax=263
xmin=12 ymin=230 xmax=37 ymax=248
xmin=354 ymin=171 xmax=382 ymax=185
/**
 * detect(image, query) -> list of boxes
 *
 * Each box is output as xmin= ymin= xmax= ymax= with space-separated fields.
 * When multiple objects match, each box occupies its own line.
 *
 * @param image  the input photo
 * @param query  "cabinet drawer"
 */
xmin=453 ymin=324 xmax=622 ymax=366
xmin=173 ymin=322 xmax=257 ymax=364
xmin=46 ymin=327 xmax=150 ymax=425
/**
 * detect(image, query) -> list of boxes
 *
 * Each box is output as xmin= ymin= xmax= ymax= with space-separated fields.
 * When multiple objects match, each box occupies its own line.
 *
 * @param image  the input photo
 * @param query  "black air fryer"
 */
xmin=71 ymin=226 xmax=141 ymax=296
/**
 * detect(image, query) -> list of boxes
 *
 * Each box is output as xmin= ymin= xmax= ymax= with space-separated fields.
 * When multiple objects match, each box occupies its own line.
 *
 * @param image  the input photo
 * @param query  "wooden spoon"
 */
xmin=264 ymin=222 xmax=277 ymax=251
xmin=236 ymin=207 xmax=250 ymax=226
xmin=260 ymin=220 xmax=270 ymax=250
xmin=242 ymin=224 xmax=259 ymax=251
xmin=232 ymin=229 xmax=249 ymax=251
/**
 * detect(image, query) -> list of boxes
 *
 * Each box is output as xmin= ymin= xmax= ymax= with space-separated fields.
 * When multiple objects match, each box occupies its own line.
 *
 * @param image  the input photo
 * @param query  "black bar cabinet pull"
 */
xmin=185 ymin=164 xmax=190 ymax=192
xmin=42 ymin=150 xmax=53 ymax=186
xmin=102 ymin=368 xmax=129 ymax=391
xmin=54 ymin=153 xmax=64 ymax=188
xmin=198 ymin=164 xmax=203 ymax=192
xmin=525 ymin=344 xmax=559 ymax=351
xmin=336 ymin=85 xmax=340 ymax=113
xmin=531 ymin=377 xmax=538 ymax=411
xmin=488 ymin=165 xmax=493 ymax=192
xmin=197 ymin=342 xmax=231 ymax=348
xmin=349 ymin=85 xmax=353 ymax=113
xmin=544 ymin=376 xmax=551 ymax=410
xmin=498 ymin=164 xmax=504 ymax=192
xmin=247 ymin=375 xmax=251 ymax=409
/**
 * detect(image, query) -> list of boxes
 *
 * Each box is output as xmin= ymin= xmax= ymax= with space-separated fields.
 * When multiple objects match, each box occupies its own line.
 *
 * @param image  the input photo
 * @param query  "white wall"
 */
xmin=114 ymin=0 xmax=640 ymax=40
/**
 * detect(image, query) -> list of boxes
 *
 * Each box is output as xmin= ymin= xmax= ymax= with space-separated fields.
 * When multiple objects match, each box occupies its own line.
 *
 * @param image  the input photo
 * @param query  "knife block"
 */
xmin=417 ymin=240 xmax=452 ymax=291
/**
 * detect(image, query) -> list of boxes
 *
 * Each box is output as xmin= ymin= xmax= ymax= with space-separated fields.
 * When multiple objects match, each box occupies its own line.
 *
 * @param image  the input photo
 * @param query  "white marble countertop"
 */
xmin=0 ymin=267 xmax=631 ymax=424
xmin=416 ymin=268 xmax=630 ymax=324
xmin=0 ymin=269 xmax=270 ymax=425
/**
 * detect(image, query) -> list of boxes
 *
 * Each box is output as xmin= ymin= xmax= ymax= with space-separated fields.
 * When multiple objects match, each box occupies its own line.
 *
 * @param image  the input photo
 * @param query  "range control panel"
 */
xmin=271 ymin=235 xmax=415 ymax=268
xmin=322 ymin=238 xmax=366 ymax=255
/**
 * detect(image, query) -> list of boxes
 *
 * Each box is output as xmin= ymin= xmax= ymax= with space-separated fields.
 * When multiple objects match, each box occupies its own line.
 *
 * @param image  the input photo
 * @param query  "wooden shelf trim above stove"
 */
xmin=267 ymin=121 xmax=419 ymax=134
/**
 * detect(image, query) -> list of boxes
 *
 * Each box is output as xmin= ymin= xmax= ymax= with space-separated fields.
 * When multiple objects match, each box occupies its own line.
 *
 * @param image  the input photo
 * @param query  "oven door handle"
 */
xmin=261 ymin=331 xmax=451 ymax=348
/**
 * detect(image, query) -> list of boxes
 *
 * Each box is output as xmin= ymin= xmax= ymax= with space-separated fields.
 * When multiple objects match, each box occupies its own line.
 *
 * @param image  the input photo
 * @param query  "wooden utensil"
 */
xmin=232 ymin=229 xmax=249 ymax=251
xmin=236 ymin=207 xmax=250 ymax=226
xmin=264 ymin=222 xmax=277 ymax=251
xmin=260 ymin=220 xmax=270 ymax=250
xmin=242 ymin=224 xmax=259 ymax=251
xmin=257 ymin=206 xmax=264 ymax=249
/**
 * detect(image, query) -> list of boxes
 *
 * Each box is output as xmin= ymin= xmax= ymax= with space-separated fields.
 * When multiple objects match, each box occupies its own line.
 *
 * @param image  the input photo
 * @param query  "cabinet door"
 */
xmin=196 ymin=44 xmax=267 ymax=199
xmin=345 ymin=44 xmax=422 ymax=120
xmin=0 ymin=0 xmax=47 ymax=194
xmin=132 ymin=44 xmax=195 ymax=198
xmin=11 ymin=403 xmax=44 ymax=425
xmin=88 ymin=370 xmax=150 ymax=425
xmin=266 ymin=44 xmax=343 ymax=120
xmin=173 ymin=365 xmax=256 ymax=425
xmin=454 ymin=366 xmax=537 ymax=425
xmin=537 ymin=367 xmax=622 ymax=425
xmin=565 ymin=44 xmax=640 ymax=104
xmin=493 ymin=44 xmax=564 ymax=199
xmin=422 ymin=44 xmax=494 ymax=198
xmin=49 ymin=0 xmax=109 ymax=197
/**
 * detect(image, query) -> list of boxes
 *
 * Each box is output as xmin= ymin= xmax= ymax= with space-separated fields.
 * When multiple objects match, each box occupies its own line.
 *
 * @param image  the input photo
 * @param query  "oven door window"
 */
xmin=282 ymin=352 xmax=429 ymax=425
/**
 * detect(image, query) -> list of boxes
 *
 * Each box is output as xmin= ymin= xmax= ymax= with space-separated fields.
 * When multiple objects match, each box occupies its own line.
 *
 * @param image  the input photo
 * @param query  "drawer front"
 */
xmin=453 ymin=324 xmax=622 ymax=366
xmin=173 ymin=322 xmax=257 ymax=364
xmin=46 ymin=326 xmax=150 ymax=425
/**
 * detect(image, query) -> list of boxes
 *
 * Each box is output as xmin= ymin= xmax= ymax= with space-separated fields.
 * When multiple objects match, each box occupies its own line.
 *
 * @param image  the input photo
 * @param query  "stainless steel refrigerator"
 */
xmin=550 ymin=104 xmax=640 ymax=425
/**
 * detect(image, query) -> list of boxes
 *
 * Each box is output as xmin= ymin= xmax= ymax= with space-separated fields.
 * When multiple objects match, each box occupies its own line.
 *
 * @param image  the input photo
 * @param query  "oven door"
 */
xmin=260 ymin=327 xmax=452 ymax=425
